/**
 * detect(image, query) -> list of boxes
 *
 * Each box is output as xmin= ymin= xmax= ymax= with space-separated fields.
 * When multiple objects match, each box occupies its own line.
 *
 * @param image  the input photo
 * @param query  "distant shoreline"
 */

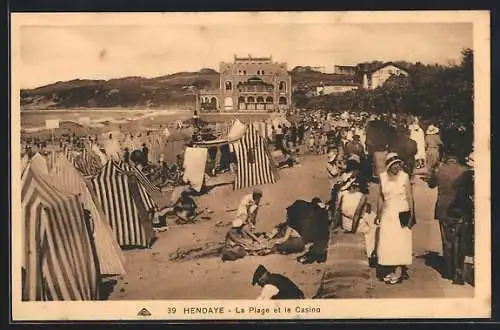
xmin=21 ymin=108 xmax=194 ymax=113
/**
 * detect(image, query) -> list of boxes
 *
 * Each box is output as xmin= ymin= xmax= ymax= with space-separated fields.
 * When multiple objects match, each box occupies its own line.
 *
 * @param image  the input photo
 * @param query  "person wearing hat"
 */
xmin=252 ymin=265 xmax=305 ymax=300
xmin=345 ymin=134 xmax=365 ymax=160
xmin=326 ymin=147 xmax=341 ymax=184
xmin=425 ymin=145 xmax=469 ymax=284
xmin=375 ymin=152 xmax=415 ymax=285
xmin=334 ymin=172 xmax=368 ymax=233
xmin=460 ymin=151 xmax=475 ymax=284
xmin=425 ymin=124 xmax=443 ymax=171
xmin=330 ymin=154 xmax=368 ymax=228
xmin=409 ymin=118 xmax=426 ymax=169
xmin=235 ymin=189 xmax=263 ymax=232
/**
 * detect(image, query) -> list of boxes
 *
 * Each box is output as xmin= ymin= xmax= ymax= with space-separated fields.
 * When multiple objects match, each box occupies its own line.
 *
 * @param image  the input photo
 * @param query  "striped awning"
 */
xmin=48 ymin=154 xmax=126 ymax=276
xmin=21 ymin=162 xmax=100 ymax=301
xmin=90 ymin=161 xmax=155 ymax=248
xmin=232 ymin=123 xmax=279 ymax=190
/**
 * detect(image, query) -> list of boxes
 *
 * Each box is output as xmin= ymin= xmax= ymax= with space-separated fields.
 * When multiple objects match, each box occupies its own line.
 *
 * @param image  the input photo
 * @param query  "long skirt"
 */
xmin=426 ymin=147 xmax=440 ymax=170
xmin=377 ymin=207 xmax=413 ymax=266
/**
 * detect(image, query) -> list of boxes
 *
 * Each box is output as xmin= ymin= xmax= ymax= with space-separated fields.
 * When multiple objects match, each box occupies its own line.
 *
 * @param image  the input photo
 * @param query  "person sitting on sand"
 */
xmin=221 ymin=219 xmax=268 ymax=262
xmin=265 ymin=222 xmax=305 ymax=255
xmin=172 ymin=190 xmax=203 ymax=224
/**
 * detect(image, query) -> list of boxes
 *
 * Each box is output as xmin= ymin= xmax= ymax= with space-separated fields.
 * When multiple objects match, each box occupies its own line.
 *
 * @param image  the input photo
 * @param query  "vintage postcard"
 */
xmin=10 ymin=11 xmax=491 ymax=320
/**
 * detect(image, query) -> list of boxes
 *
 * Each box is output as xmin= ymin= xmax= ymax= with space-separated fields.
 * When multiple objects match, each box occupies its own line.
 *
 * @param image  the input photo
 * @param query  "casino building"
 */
xmin=200 ymin=55 xmax=292 ymax=112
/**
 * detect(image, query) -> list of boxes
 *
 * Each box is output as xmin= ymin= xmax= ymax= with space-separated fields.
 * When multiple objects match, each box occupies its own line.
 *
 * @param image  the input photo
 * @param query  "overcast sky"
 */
xmin=18 ymin=19 xmax=472 ymax=89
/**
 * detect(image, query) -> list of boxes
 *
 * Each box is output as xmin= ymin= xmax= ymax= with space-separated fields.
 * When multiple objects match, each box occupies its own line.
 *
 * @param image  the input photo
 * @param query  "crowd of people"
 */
xmin=21 ymin=108 xmax=475 ymax=299
xmin=214 ymin=109 xmax=475 ymax=298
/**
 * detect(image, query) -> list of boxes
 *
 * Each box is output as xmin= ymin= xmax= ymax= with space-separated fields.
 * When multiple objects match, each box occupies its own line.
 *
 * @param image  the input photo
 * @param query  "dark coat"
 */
xmin=389 ymin=133 xmax=418 ymax=165
xmin=365 ymin=120 xmax=395 ymax=153
xmin=286 ymin=200 xmax=330 ymax=244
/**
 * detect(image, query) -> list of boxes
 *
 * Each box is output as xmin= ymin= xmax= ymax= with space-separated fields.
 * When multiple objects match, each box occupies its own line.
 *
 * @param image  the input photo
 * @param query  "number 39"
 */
xmin=167 ymin=307 xmax=176 ymax=314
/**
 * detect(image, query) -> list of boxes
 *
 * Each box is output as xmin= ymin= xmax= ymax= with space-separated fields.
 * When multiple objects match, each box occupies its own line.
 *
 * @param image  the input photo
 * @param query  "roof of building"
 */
xmin=334 ymin=65 xmax=357 ymax=69
xmin=234 ymin=54 xmax=272 ymax=62
xmin=365 ymin=62 xmax=409 ymax=74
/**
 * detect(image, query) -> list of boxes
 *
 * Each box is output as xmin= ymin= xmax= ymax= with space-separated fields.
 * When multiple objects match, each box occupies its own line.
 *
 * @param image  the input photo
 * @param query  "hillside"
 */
xmin=20 ymin=66 xmax=364 ymax=110
xmin=20 ymin=68 xmax=220 ymax=110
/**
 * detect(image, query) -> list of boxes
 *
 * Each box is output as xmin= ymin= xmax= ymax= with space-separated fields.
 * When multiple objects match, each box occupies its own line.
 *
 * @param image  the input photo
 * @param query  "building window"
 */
xmin=265 ymin=96 xmax=273 ymax=103
xmin=262 ymin=70 xmax=265 ymax=75
xmin=278 ymin=96 xmax=287 ymax=105
xmin=225 ymin=81 xmax=232 ymax=91
xmin=279 ymin=81 xmax=287 ymax=91
xmin=257 ymin=70 xmax=261 ymax=75
xmin=210 ymin=97 xmax=218 ymax=107
xmin=238 ymin=96 xmax=245 ymax=104
xmin=243 ymin=70 xmax=247 ymax=75
xmin=256 ymin=96 xmax=264 ymax=103
xmin=224 ymin=97 xmax=233 ymax=109
xmin=247 ymin=96 xmax=255 ymax=103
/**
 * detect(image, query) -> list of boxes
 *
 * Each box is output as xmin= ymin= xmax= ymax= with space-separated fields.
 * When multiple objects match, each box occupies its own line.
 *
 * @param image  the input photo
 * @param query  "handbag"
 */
xmin=399 ymin=211 xmax=412 ymax=227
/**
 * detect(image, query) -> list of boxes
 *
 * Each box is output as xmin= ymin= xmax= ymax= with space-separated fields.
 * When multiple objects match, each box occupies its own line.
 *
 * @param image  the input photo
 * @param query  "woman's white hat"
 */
xmin=328 ymin=151 xmax=337 ymax=162
xmin=340 ymin=176 xmax=358 ymax=191
xmin=348 ymin=154 xmax=361 ymax=164
xmin=426 ymin=124 xmax=440 ymax=135
xmin=385 ymin=152 xmax=403 ymax=169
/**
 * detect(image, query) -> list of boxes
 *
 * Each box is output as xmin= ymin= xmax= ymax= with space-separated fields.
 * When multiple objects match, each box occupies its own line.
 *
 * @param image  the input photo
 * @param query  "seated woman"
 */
xmin=335 ymin=175 xmax=368 ymax=233
xmin=330 ymin=154 xmax=365 ymax=228
xmin=172 ymin=190 xmax=203 ymax=224
xmin=221 ymin=219 xmax=269 ymax=262
xmin=265 ymin=222 xmax=305 ymax=254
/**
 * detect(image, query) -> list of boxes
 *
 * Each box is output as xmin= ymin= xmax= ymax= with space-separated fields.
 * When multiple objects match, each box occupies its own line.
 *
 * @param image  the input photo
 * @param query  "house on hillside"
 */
xmin=199 ymin=54 xmax=292 ymax=113
xmin=315 ymin=81 xmax=359 ymax=96
xmin=333 ymin=65 xmax=357 ymax=76
xmin=359 ymin=62 xmax=409 ymax=90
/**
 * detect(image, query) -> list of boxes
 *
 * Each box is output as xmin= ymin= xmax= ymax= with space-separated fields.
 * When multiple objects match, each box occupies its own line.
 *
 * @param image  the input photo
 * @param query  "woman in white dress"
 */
xmin=375 ymin=152 xmax=415 ymax=284
xmin=409 ymin=118 xmax=426 ymax=169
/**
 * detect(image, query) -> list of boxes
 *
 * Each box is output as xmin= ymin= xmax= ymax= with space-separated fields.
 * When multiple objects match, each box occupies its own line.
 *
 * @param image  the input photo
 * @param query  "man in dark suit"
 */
xmin=252 ymin=265 xmax=304 ymax=299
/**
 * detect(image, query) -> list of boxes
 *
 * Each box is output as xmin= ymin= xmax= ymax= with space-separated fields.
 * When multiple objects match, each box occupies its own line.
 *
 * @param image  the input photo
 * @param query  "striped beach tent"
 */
xmin=232 ymin=122 xmax=279 ymax=190
xmin=30 ymin=153 xmax=50 ymax=175
xmin=48 ymin=154 xmax=126 ymax=275
xmin=115 ymin=161 xmax=160 ymax=215
xmin=21 ymin=153 xmax=30 ymax=174
xmin=252 ymin=121 xmax=272 ymax=141
xmin=21 ymin=160 xmax=100 ymax=301
xmin=117 ymin=161 xmax=160 ymax=194
xmin=90 ymin=161 xmax=155 ymax=248
xmin=67 ymin=148 xmax=103 ymax=178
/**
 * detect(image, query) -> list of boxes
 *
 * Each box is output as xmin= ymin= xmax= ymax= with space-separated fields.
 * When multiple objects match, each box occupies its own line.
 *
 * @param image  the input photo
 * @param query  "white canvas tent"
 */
xmin=193 ymin=120 xmax=279 ymax=190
